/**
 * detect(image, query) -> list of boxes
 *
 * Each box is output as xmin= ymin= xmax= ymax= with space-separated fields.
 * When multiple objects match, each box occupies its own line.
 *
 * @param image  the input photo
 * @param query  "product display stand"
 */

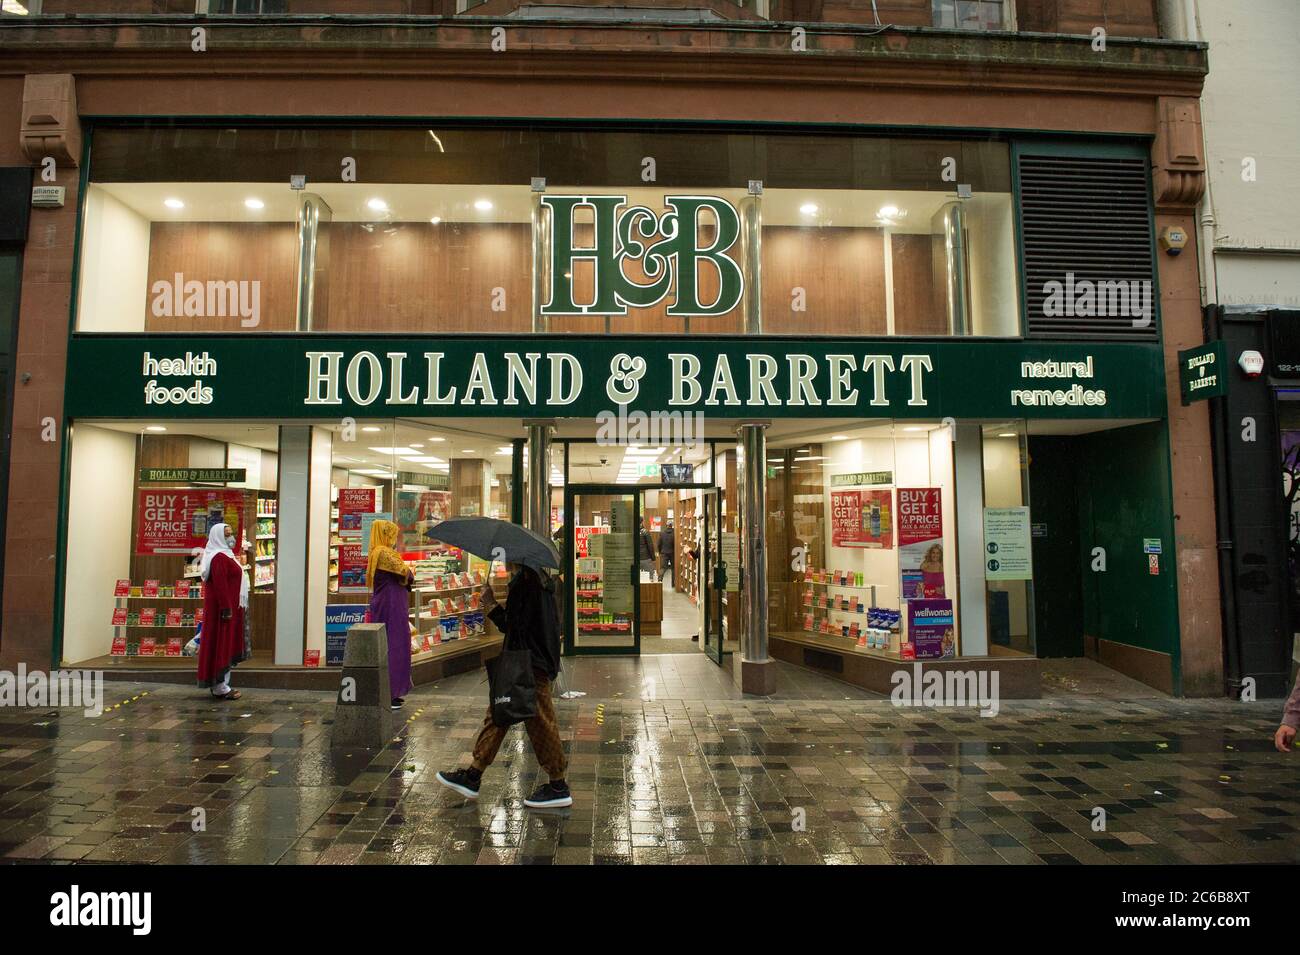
xmin=798 ymin=569 xmax=902 ymax=658
xmin=575 ymin=564 xmax=633 ymax=636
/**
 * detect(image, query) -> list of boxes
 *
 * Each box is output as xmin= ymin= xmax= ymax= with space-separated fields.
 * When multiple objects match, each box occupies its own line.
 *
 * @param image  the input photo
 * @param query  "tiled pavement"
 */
xmin=0 ymin=656 xmax=1297 ymax=865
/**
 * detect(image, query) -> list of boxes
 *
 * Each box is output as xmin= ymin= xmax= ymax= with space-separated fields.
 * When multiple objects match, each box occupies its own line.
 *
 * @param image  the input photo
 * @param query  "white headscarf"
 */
xmin=201 ymin=522 xmax=249 ymax=608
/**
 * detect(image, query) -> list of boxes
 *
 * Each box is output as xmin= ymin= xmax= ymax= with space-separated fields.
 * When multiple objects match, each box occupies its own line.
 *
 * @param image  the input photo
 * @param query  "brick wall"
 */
xmin=0 ymin=78 xmax=76 ymax=673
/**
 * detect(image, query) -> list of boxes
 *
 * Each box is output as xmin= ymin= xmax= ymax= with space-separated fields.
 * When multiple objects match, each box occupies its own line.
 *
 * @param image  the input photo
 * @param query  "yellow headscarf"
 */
xmin=366 ymin=519 xmax=409 ymax=588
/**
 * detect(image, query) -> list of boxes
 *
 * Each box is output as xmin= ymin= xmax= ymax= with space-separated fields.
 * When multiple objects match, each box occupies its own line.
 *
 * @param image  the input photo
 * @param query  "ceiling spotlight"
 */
xmin=474 ymin=199 xmax=493 ymax=211
xmin=244 ymin=198 xmax=265 ymax=210
xmin=145 ymin=425 xmax=167 ymax=432
xmin=164 ymin=198 xmax=184 ymax=210
xmin=367 ymin=198 xmax=388 ymax=213
xmin=878 ymin=205 xmax=900 ymax=218
xmin=830 ymin=435 xmax=848 ymax=441
xmin=430 ymin=216 xmax=442 ymax=225
xmin=799 ymin=202 xmax=818 ymax=216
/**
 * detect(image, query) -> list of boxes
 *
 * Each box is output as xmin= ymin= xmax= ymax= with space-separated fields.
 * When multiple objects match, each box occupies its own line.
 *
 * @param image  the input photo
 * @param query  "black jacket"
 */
xmin=639 ymin=529 xmax=657 ymax=562
xmin=487 ymin=567 xmax=562 ymax=680
xmin=659 ymin=527 xmax=675 ymax=560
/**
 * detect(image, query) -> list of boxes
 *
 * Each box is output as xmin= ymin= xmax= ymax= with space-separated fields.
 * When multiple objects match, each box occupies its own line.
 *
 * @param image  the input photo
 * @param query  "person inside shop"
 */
xmin=197 ymin=522 xmax=250 ymax=701
xmin=638 ymin=522 xmax=658 ymax=581
xmin=366 ymin=518 xmax=415 ymax=711
xmin=436 ymin=561 xmax=570 ymax=809
xmin=659 ymin=521 xmax=675 ymax=587
xmin=1274 ymin=666 xmax=1300 ymax=753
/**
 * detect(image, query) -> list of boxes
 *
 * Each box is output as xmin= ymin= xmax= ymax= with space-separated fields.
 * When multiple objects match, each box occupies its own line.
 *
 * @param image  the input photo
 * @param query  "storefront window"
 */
xmin=766 ymin=420 xmax=959 ymax=658
xmin=61 ymin=420 xmax=281 ymax=666
xmin=323 ymin=419 xmax=515 ymax=663
xmin=76 ymin=125 xmax=1017 ymax=338
xmin=60 ymin=415 xmax=524 ymax=669
xmin=759 ymin=138 xmax=1017 ymax=337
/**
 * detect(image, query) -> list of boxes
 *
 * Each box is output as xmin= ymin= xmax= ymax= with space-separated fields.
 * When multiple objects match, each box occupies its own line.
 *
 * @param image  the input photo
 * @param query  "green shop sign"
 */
xmin=831 ymin=471 xmax=893 ymax=487
xmin=541 ymin=195 xmax=743 ymax=317
xmin=138 ymin=467 xmax=246 ymax=483
xmin=66 ymin=335 xmax=1168 ymax=421
xmin=1177 ymin=340 xmax=1228 ymax=405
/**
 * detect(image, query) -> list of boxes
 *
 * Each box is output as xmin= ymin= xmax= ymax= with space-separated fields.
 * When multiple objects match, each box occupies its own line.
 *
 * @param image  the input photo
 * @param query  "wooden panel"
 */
xmin=145 ymin=222 xmax=298 ymax=332
xmin=762 ymin=226 xmax=886 ymax=335
xmin=450 ymin=459 xmax=489 ymax=518
xmin=891 ymin=233 xmax=947 ymax=335
xmin=323 ymin=221 xmax=531 ymax=333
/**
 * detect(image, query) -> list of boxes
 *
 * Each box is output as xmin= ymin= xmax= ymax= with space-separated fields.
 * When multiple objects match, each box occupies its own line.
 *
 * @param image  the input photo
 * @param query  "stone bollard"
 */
xmin=332 ymin=622 xmax=393 ymax=748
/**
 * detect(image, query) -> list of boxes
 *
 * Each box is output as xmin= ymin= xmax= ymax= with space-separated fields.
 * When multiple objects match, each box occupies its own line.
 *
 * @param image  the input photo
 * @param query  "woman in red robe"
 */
xmin=197 ymin=522 xmax=250 ymax=700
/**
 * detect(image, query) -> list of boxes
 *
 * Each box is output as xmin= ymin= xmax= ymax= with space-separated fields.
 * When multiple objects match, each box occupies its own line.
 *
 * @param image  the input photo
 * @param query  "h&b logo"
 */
xmin=541 ymin=195 xmax=744 ymax=317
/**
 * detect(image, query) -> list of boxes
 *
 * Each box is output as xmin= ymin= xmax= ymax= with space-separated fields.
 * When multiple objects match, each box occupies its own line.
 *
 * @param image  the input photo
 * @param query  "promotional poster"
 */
xmin=830 ymin=488 xmax=893 ymax=548
xmin=338 ymin=487 xmax=377 ymax=537
xmin=898 ymin=487 xmax=946 ymax=598
xmin=135 ymin=488 xmax=244 ymax=555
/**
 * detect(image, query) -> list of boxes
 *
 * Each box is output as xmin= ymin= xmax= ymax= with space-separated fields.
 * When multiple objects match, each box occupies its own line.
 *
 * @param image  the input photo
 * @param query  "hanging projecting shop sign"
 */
xmin=65 ymin=335 xmax=1167 ymax=421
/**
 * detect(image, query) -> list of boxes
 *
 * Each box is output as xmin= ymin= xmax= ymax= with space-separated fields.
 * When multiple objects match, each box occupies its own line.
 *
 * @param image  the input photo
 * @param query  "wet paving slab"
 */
xmin=0 ymin=657 xmax=1296 ymax=865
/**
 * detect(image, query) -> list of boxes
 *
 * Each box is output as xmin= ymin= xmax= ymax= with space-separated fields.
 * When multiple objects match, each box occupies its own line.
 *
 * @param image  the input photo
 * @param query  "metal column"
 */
xmin=743 ymin=180 xmax=763 ymax=336
xmin=935 ymin=200 xmax=970 ymax=336
xmin=736 ymin=421 xmax=775 ymax=694
xmin=530 ymin=177 xmax=547 ymax=334
xmin=295 ymin=193 xmax=331 ymax=331
xmin=525 ymin=420 xmax=553 ymax=537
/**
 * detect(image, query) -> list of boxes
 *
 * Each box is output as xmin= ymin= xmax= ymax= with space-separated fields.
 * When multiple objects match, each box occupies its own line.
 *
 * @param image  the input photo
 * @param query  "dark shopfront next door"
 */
xmin=1028 ymin=437 xmax=1085 ymax=657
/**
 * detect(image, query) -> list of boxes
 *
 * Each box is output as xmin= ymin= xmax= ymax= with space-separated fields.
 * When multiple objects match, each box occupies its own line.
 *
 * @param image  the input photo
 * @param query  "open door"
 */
xmin=564 ymin=484 xmax=641 ymax=655
xmin=701 ymin=487 xmax=734 ymax=665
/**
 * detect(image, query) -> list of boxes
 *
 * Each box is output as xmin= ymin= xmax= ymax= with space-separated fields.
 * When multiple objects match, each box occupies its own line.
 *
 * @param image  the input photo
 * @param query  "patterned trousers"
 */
xmin=471 ymin=670 xmax=568 ymax=781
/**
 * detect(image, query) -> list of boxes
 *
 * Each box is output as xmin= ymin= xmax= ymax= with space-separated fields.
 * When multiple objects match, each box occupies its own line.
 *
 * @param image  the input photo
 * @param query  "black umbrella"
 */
xmin=428 ymin=516 xmax=561 ymax=571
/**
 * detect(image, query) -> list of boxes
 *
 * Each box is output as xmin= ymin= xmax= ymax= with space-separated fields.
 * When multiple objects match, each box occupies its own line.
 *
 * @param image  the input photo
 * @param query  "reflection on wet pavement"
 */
xmin=0 ymin=656 xmax=1296 ymax=865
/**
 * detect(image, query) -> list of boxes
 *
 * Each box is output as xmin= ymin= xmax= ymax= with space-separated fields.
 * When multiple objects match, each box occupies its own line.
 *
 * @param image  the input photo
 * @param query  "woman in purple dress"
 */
xmin=366 ymin=518 xmax=414 ymax=710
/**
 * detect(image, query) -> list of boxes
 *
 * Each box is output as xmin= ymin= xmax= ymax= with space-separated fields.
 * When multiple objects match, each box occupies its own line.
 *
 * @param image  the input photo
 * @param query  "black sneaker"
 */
xmin=524 ymin=781 xmax=573 ymax=809
xmin=436 ymin=768 xmax=481 ymax=800
xmin=390 ymin=697 xmax=404 ymax=711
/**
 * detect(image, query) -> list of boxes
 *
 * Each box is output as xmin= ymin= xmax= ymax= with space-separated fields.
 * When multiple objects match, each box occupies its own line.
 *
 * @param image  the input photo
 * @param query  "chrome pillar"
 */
xmin=934 ymin=200 xmax=969 ymax=336
xmin=530 ymin=177 xmax=547 ymax=334
xmin=743 ymin=180 xmax=763 ymax=335
xmin=736 ymin=420 xmax=775 ymax=695
xmin=295 ymin=193 xmax=331 ymax=331
xmin=524 ymin=419 xmax=553 ymax=537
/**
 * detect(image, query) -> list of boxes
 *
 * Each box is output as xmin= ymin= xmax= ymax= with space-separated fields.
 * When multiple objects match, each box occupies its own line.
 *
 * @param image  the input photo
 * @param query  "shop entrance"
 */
xmin=563 ymin=479 xmax=727 ymax=660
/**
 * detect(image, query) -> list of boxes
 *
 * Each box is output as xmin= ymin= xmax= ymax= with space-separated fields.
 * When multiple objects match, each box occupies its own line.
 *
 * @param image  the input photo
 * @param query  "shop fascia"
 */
xmin=301 ymin=348 xmax=935 ymax=409
xmin=67 ymin=337 xmax=1162 ymax=419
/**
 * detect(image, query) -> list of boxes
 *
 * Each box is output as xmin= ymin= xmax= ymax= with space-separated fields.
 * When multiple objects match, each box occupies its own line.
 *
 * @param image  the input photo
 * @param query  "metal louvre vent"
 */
xmin=1018 ymin=154 xmax=1157 ymax=340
